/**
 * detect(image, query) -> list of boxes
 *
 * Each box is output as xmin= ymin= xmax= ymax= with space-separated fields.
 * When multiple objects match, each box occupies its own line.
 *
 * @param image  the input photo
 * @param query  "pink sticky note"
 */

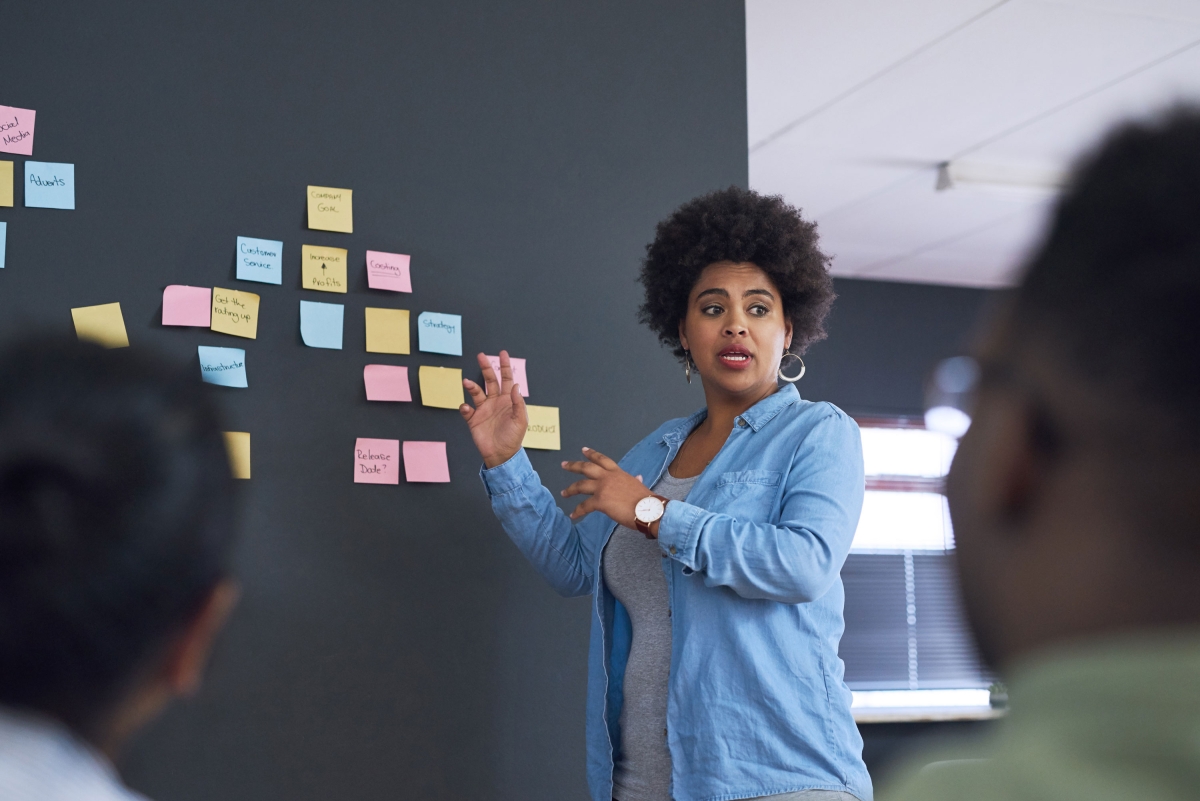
xmin=366 ymin=250 xmax=412 ymax=293
xmin=162 ymin=285 xmax=213 ymax=327
xmin=0 ymin=106 xmax=35 ymax=156
xmin=364 ymin=364 xmax=411 ymax=402
xmin=484 ymin=355 xmax=529 ymax=397
xmin=355 ymin=438 xmax=400 ymax=485
xmin=403 ymin=441 xmax=450 ymax=483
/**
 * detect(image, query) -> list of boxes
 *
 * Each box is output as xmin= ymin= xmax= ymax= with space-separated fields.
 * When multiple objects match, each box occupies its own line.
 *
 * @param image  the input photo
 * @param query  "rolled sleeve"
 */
xmin=656 ymin=499 xmax=705 ymax=567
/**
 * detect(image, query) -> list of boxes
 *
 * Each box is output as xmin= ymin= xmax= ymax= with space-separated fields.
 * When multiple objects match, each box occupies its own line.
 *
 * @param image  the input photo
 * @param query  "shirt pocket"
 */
xmin=708 ymin=469 xmax=783 ymax=521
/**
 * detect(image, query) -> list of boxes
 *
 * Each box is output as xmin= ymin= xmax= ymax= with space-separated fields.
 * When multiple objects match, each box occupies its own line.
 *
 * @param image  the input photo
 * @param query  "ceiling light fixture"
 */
xmin=935 ymin=160 xmax=1066 ymax=194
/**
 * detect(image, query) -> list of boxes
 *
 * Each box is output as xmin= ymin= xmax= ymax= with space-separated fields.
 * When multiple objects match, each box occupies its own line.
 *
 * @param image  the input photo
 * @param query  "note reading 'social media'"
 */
xmin=0 ymin=106 xmax=35 ymax=156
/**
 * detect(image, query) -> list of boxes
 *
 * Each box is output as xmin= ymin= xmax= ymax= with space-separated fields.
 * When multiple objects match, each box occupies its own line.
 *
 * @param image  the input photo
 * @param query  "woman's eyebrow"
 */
xmin=695 ymin=288 xmax=730 ymax=300
xmin=744 ymin=288 xmax=775 ymax=299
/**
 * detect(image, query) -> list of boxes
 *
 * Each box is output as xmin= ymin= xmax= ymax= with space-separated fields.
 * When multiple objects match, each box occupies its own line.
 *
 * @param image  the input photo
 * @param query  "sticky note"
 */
xmin=198 ymin=346 xmax=247 ymax=388
xmin=0 ymin=160 xmax=12 ymax=206
xmin=224 ymin=432 xmax=251 ymax=479
xmin=365 ymin=307 xmax=410 ymax=354
xmin=162 ymin=285 xmax=212 ymax=327
xmin=236 ymin=236 xmax=283 ymax=285
xmin=300 ymin=300 xmax=343 ymax=349
xmin=0 ymin=222 xmax=5 ymax=270
xmin=366 ymin=250 xmax=412 ymax=293
xmin=71 ymin=303 xmax=129 ymax=349
xmin=403 ymin=441 xmax=450 ymax=483
xmin=24 ymin=162 xmax=74 ymax=210
xmin=210 ymin=287 xmax=260 ymax=339
xmin=301 ymin=244 xmax=348 ymax=293
xmin=0 ymin=106 xmax=35 ymax=155
xmin=307 ymin=185 xmax=352 ymax=233
xmin=364 ymin=365 xmax=411 ymax=402
xmin=418 ymin=366 xmax=464 ymax=409
xmin=417 ymin=312 xmax=462 ymax=356
xmin=355 ymin=438 xmax=400 ymax=484
xmin=484 ymin=355 xmax=530 ymax=397
xmin=523 ymin=405 xmax=561 ymax=450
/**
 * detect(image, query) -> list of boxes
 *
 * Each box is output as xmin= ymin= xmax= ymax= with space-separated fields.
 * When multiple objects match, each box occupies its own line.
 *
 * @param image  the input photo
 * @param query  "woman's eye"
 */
xmin=749 ymin=304 xmax=769 ymax=316
xmin=702 ymin=304 xmax=724 ymax=316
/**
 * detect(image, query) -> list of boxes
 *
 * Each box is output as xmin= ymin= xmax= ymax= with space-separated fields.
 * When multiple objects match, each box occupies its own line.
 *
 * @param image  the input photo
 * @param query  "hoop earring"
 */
xmin=778 ymin=351 xmax=806 ymax=383
xmin=683 ymin=350 xmax=693 ymax=384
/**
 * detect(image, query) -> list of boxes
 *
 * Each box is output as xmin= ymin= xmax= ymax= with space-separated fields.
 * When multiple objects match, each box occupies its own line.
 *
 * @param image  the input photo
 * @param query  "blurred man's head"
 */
xmin=948 ymin=107 xmax=1200 ymax=671
xmin=0 ymin=337 xmax=239 ymax=756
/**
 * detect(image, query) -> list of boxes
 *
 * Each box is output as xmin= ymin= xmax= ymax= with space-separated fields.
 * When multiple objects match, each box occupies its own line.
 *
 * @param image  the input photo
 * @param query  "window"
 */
xmin=840 ymin=417 xmax=997 ymax=722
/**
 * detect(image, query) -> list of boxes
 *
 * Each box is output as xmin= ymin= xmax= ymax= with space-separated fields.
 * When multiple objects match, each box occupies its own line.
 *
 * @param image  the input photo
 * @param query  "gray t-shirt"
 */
xmin=603 ymin=471 xmax=697 ymax=801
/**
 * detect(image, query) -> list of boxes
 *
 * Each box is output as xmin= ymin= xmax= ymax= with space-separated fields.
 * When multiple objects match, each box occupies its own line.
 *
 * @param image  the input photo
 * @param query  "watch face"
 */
xmin=635 ymin=496 xmax=665 ymax=524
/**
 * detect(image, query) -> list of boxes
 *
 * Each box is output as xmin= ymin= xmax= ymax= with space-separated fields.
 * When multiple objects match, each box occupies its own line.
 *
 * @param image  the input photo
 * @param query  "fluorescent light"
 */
xmin=925 ymin=405 xmax=971 ymax=438
xmin=852 ymin=689 xmax=991 ymax=709
xmin=936 ymin=160 xmax=1066 ymax=194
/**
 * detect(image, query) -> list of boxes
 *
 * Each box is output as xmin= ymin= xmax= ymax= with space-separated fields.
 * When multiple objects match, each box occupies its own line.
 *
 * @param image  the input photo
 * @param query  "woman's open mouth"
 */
xmin=717 ymin=345 xmax=753 ymax=370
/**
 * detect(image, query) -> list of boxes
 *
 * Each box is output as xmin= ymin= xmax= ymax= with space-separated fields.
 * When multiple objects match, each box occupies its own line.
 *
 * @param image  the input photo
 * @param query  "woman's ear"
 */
xmin=677 ymin=320 xmax=689 ymax=353
xmin=784 ymin=319 xmax=793 ymax=352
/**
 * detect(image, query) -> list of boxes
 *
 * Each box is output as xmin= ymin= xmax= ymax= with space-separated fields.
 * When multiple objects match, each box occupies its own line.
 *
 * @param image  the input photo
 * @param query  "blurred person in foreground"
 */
xmin=882 ymin=107 xmax=1200 ymax=801
xmin=0 ymin=337 xmax=240 ymax=801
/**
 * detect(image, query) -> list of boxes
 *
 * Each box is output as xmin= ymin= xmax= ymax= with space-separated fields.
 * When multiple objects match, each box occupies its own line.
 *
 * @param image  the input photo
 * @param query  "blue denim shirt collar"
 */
xmin=659 ymin=382 xmax=802 ymax=444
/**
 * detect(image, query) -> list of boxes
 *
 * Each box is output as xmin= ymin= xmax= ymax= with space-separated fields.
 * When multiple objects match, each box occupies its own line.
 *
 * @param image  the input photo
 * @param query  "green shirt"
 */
xmin=880 ymin=632 xmax=1200 ymax=801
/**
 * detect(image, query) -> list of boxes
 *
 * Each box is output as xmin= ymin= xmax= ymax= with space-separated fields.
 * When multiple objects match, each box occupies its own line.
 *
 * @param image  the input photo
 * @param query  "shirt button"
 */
xmin=737 ymin=418 xmax=748 ymax=428
xmin=669 ymin=546 xmax=677 ymax=555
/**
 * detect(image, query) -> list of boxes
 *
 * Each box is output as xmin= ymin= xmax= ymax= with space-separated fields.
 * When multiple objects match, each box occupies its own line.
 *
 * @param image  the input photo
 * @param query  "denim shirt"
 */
xmin=480 ymin=384 xmax=871 ymax=801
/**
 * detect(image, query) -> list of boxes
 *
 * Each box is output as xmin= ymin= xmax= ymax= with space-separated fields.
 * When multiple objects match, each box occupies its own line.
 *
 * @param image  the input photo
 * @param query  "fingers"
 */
xmin=560 ymin=479 xmax=598 ymax=498
xmin=581 ymin=446 xmax=619 ymax=470
xmin=477 ymin=352 xmax=500 ymax=396
xmin=560 ymin=459 xmax=604 ymax=477
xmin=568 ymin=499 xmax=596 ymax=521
xmin=463 ymin=378 xmax=487 ymax=406
xmin=509 ymin=384 xmax=526 ymax=420
xmin=498 ymin=349 xmax=514 ymax=395
xmin=459 ymin=403 xmax=474 ymax=421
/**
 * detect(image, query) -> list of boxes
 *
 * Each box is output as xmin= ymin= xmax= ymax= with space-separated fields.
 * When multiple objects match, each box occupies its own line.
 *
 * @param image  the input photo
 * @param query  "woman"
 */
xmin=459 ymin=187 xmax=869 ymax=801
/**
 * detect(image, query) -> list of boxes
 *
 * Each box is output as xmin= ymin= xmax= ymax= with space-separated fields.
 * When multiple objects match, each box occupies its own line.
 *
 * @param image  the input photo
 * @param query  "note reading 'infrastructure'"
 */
xmin=484 ymin=355 xmax=530 ymax=398
xmin=198 ymin=346 xmax=248 ymax=388
xmin=302 ymin=244 xmax=348 ymax=293
xmin=354 ymin=438 xmax=400 ymax=485
xmin=236 ymin=236 xmax=283 ymax=285
xmin=300 ymin=300 xmax=344 ymax=349
xmin=0 ymin=222 xmax=5 ymax=270
xmin=24 ymin=161 xmax=74 ymax=210
xmin=418 ymin=366 xmax=465 ymax=409
xmin=0 ymin=160 xmax=12 ymax=207
xmin=366 ymin=250 xmax=412 ymax=293
xmin=307 ymin=185 xmax=353 ymax=233
xmin=210 ymin=287 xmax=260 ymax=339
xmin=403 ymin=441 xmax=451 ymax=483
xmin=71 ymin=303 xmax=129 ymax=349
xmin=365 ymin=307 xmax=410 ymax=354
xmin=364 ymin=365 xmax=411 ymax=402
xmin=523 ymin=405 xmax=561 ymax=451
xmin=162 ymin=285 xmax=212 ymax=327
xmin=417 ymin=311 xmax=462 ymax=356
xmin=223 ymin=432 xmax=251 ymax=480
xmin=0 ymin=106 xmax=35 ymax=156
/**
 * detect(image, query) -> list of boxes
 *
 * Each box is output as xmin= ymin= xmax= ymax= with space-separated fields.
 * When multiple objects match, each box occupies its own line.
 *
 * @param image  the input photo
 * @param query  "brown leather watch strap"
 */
xmin=634 ymin=494 xmax=669 ymax=537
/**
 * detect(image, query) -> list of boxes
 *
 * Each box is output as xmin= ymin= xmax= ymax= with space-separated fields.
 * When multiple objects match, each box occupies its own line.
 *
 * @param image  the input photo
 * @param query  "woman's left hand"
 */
xmin=561 ymin=447 xmax=649 ymax=528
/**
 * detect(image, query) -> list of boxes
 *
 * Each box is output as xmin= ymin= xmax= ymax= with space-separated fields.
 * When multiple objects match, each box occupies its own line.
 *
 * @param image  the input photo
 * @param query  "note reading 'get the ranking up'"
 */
xmin=0 ymin=106 xmax=35 ymax=156
xmin=307 ymin=186 xmax=353 ymax=233
xmin=302 ymin=245 xmax=348 ymax=293
xmin=211 ymin=288 xmax=260 ymax=339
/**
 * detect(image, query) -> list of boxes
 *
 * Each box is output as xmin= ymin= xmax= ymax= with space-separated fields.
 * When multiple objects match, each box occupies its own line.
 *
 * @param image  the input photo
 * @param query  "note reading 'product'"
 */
xmin=301 ymin=244 xmax=348 ymax=293
xmin=365 ymin=307 xmax=410 ymax=354
xmin=307 ymin=185 xmax=353 ymax=233
xmin=300 ymin=300 xmax=344 ymax=349
xmin=523 ymin=405 xmax=561 ymax=451
xmin=210 ymin=287 xmax=260 ymax=339
xmin=236 ymin=236 xmax=283 ymax=285
xmin=0 ymin=160 xmax=12 ymax=207
xmin=366 ymin=250 xmax=412 ymax=293
xmin=403 ymin=441 xmax=450 ymax=483
xmin=223 ymin=432 xmax=251 ymax=479
xmin=484 ymin=355 xmax=529 ymax=398
xmin=354 ymin=438 xmax=400 ymax=485
xmin=417 ymin=311 xmax=462 ymax=356
xmin=71 ymin=303 xmax=129 ymax=349
xmin=0 ymin=106 xmax=35 ymax=155
xmin=24 ymin=161 xmax=74 ymax=209
xmin=364 ymin=365 xmax=411 ymax=402
xmin=198 ymin=346 xmax=248 ymax=388
xmin=162 ymin=285 xmax=212 ymax=327
xmin=418 ymin=366 xmax=464 ymax=409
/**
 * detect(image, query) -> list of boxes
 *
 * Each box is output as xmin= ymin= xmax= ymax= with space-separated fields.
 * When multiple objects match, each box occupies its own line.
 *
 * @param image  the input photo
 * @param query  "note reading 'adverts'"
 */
xmin=24 ymin=161 xmax=74 ymax=209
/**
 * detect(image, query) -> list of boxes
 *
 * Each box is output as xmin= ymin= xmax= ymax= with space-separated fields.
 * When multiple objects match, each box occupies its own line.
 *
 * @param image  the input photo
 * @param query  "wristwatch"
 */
xmin=634 ymin=494 xmax=669 ymax=538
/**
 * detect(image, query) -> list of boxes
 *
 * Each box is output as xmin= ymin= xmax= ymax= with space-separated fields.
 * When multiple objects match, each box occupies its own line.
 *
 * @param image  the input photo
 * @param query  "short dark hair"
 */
xmin=0 ymin=337 xmax=237 ymax=733
xmin=638 ymin=186 xmax=835 ymax=361
xmin=1013 ymin=106 xmax=1200 ymax=450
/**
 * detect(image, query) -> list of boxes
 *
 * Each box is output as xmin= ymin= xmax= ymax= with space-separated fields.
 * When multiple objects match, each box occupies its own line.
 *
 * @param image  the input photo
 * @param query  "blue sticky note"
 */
xmin=0 ymin=222 xmax=6 ymax=269
xmin=198 ymin=346 xmax=248 ymax=388
xmin=417 ymin=311 xmax=462 ymax=356
xmin=300 ymin=300 xmax=344 ymax=349
xmin=236 ymin=236 xmax=283 ymax=284
xmin=24 ymin=161 xmax=74 ymax=209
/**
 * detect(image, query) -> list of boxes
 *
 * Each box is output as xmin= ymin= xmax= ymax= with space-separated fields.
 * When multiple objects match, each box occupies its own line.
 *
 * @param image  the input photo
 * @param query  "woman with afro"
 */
xmin=460 ymin=187 xmax=870 ymax=801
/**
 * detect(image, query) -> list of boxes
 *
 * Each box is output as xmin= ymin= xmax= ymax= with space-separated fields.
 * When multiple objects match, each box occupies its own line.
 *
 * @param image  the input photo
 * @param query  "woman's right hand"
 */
xmin=460 ymin=351 xmax=528 ymax=469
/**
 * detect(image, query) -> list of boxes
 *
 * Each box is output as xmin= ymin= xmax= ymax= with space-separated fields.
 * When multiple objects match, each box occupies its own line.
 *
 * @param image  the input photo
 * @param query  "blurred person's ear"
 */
xmin=164 ymin=580 xmax=240 ymax=697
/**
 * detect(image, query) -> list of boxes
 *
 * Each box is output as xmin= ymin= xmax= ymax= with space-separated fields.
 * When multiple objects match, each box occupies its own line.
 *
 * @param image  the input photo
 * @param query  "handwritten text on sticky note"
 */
xmin=403 ymin=441 xmax=451 ymax=483
xmin=523 ymin=405 xmax=561 ymax=450
xmin=162 ymin=285 xmax=212 ymax=327
xmin=24 ymin=161 xmax=74 ymax=210
xmin=198 ymin=346 xmax=248 ymax=388
xmin=0 ymin=106 xmax=35 ymax=156
xmin=355 ymin=438 xmax=399 ymax=484
xmin=300 ymin=300 xmax=343 ymax=349
xmin=307 ymin=185 xmax=353 ymax=233
xmin=224 ymin=432 xmax=251 ymax=479
xmin=236 ymin=236 xmax=283 ymax=285
xmin=364 ymin=365 xmax=411 ymax=402
xmin=365 ymin=307 xmax=410 ymax=354
xmin=484 ymin=355 xmax=530 ymax=398
xmin=301 ymin=244 xmax=348 ymax=293
xmin=71 ymin=303 xmax=129 ymax=349
xmin=366 ymin=250 xmax=412 ymax=293
xmin=417 ymin=311 xmax=462 ymax=356
xmin=210 ymin=288 xmax=260 ymax=339
xmin=418 ymin=366 xmax=464 ymax=409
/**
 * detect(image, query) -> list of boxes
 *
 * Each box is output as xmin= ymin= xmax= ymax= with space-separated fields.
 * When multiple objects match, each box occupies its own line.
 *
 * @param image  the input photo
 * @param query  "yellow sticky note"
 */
xmin=523 ymin=405 xmax=561 ymax=450
xmin=210 ymin=287 xmax=260 ymax=339
xmin=223 ymin=432 xmax=251 ymax=479
xmin=365 ymin=307 xmax=410 ymax=354
xmin=301 ymin=244 xmax=348 ymax=293
xmin=307 ymin=185 xmax=353 ymax=233
xmin=71 ymin=303 xmax=129 ymax=348
xmin=418 ymin=366 xmax=464 ymax=409
xmin=0 ymin=161 xmax=12 ymax=207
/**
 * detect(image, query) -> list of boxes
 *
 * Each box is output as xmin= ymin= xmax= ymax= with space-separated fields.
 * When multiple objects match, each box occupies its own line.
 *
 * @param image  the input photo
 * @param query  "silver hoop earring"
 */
xmin=683 ymin=350 xmax=693 ymax=384
xmin=778 ymin=351 xmax=806 ymax=383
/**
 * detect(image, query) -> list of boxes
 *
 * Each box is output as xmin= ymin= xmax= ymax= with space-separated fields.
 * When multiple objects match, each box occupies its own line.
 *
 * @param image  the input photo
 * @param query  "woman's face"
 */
xmin=678 ymin=261 xmax=793 ymax=400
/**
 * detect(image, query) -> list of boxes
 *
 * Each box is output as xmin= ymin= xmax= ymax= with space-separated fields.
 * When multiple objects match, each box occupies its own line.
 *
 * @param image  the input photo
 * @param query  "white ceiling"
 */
xmin=747 ymin=0 xmax=1200 ymax=287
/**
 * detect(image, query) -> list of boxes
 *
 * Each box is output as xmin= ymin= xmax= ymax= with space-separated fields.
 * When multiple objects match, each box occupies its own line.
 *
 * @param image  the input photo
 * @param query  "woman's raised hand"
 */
xmin=460 ymin=351 xmax=528 ymax=469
